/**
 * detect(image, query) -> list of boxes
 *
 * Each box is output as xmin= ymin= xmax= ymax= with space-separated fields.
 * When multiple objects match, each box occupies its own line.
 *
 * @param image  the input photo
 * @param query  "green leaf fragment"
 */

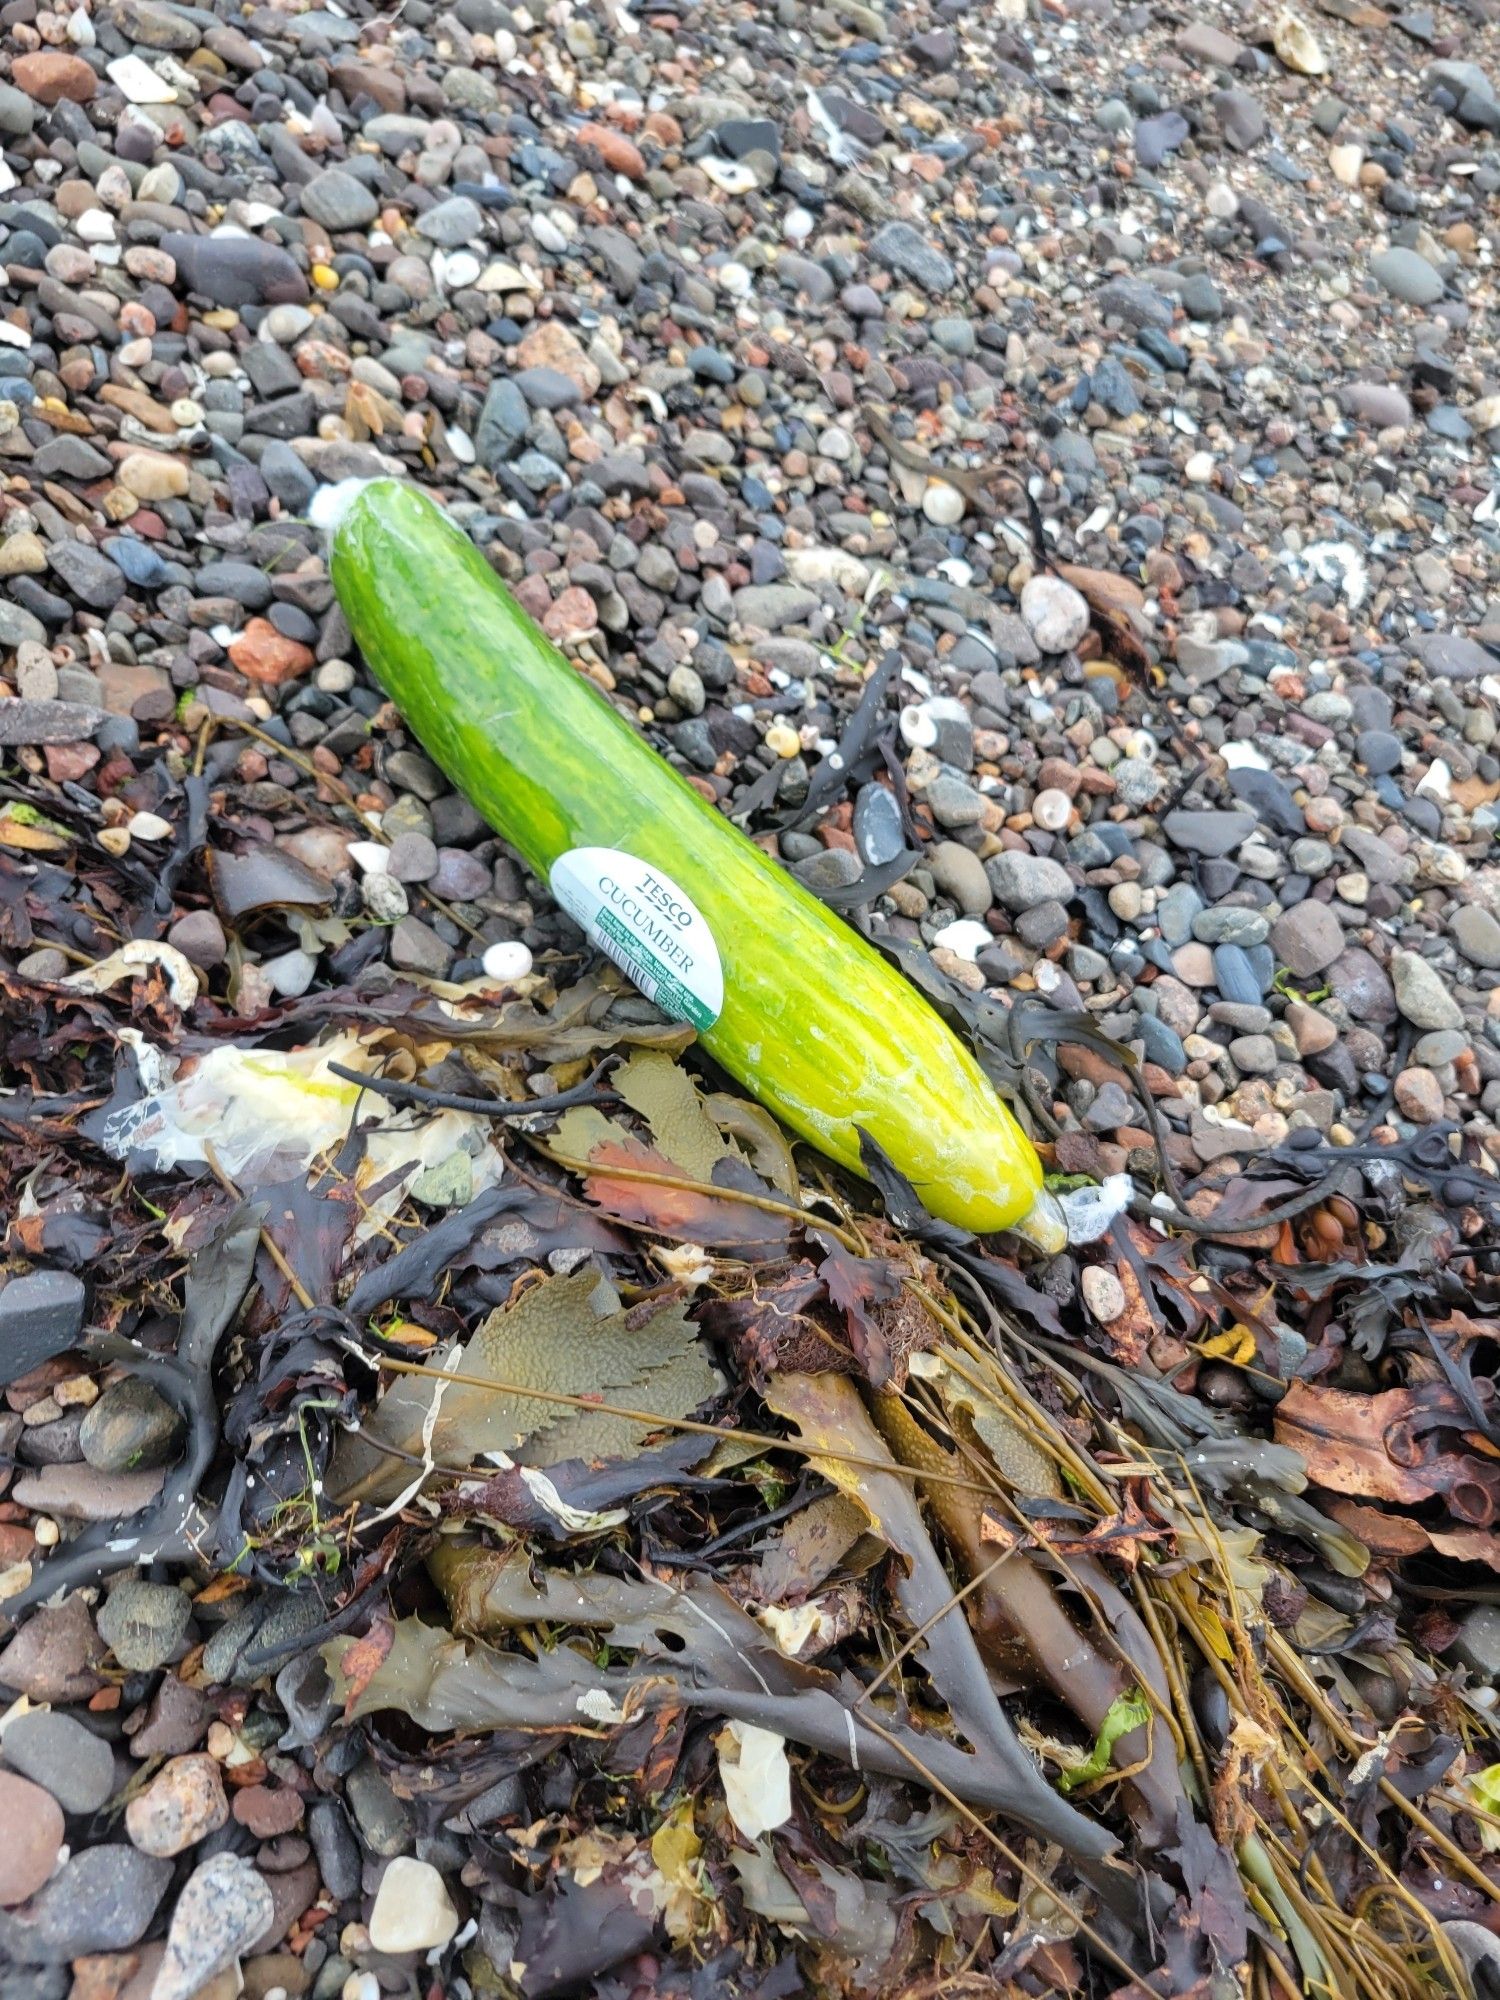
xmin=1055 ymin=1687 xmax=1152 ymax=1793
xmin=1470 ymin=1764 xmax=1500 ymax=1818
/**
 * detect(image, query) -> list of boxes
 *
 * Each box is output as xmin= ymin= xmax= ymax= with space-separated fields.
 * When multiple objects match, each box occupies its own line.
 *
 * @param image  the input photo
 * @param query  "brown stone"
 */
xmin=0 ymin=1772 xmax=64 ymax=1906
xmin=1394 ymin=1066 xmax=1444 ymax=1123
xmin=97 ymin=661 xmax=175 ymax=719
xmin=229 ymin=619 xmax=315 ymax=686
xmin=249 ymin=1858 xmax=320 ymax=1951
xmin=116 ymin=451 xmax=188 ymax=501
xmin=68 ymin=1951 xmax=144 ymax=2000
xmin=515 ymin=319 xmax=600 ymax=396
xmin=14 ymin=51 xmax=98 ymax=103
xmin=575 ymin=121 xmax=645 ymax=179
xmin=1052 ymin=1131 xmax=1109 ymax=1177
xmin=1284 ymin=999 xmax=1337 ymax=1056
xmin=123 ymin=246 xmax=177 ymax=286
xmin=329 ymin=57 xmax=404 ymax=113
xmin=125 ymin=1673 xmax=209 ymax=1759
xmin=242 ymin=1954 xmax=309 ymax=2000
xmin=0 ymin=1592 xmax=105 ymax=1701
xmin=43 ymin=742 xmax=100 ymax=783
xmin=232 ymin=1784 xmax=305 ymax=1838
xmin=541 ymin=585 xmax=599 ymax=643
xmin=124 ymin=1754 xmax=228 ymax=1858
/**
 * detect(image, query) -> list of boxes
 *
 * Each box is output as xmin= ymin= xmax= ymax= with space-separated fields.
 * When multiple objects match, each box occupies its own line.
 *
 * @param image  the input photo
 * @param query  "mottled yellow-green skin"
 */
xmin=331 ymin=481 xmax=1042 ymax=1231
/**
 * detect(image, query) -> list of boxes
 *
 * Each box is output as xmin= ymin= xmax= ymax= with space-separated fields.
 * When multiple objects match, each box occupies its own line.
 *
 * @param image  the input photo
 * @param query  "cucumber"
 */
xmin=330 ymin=480 xmax=1051 ymax=1238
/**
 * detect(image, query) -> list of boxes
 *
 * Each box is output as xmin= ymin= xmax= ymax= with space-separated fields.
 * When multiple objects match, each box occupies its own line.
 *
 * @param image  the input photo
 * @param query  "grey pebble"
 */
xmin=869 ymin=220 xmax=955 ymax=294
xmin=301 ymin=167 xmax=380 ymax=232
xmin=986 ymin=851 xmax=1074 ymax=912
xmin=1371 ymin=246 xmax=1444 ymax=304
xmin=927 ymin=841 xmax=993 ymax=916
xmin=79 ymin=1376 xmax=182 ymax=1474
xmin=1 ymin=1709 xmax=116 ymax=1815
xmin=0 ymin=1846 xmax=170 ymax=1962
xmin=97 ymin=1579 xmax=191 ymax=1673
xmin=0 ymin=1270 xmax=85 ymax=1387
xmin=1270 ymin=900 xmax=1346 ymax=977
xmin=1161 ymin=810 xmax=1258 ymax=857
xmin=1450 ymin=905 xmax=1500 ymax=968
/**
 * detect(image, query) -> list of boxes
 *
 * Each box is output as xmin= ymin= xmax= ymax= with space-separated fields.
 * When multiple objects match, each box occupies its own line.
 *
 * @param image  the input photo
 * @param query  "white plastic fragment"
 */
xmin=95 ymin=1031 xmax=505 ymax=1240
xmin=1296 ymin=541 xmax=1368 ymax=609
xmin=716 ymin=1722 xmax=793 ymax=1840
xmin=63 ymin=941 xmax=199 ymax=1011
xmin=309 ymin=477 xmax=380 ymax=537
xmin=1056 ymin=1172 xmax=1134 ymax=1245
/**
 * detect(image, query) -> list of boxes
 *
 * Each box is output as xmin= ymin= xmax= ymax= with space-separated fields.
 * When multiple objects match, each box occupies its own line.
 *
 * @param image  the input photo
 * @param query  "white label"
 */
xmin=550 ymin=847 xmax=723 ymax=1032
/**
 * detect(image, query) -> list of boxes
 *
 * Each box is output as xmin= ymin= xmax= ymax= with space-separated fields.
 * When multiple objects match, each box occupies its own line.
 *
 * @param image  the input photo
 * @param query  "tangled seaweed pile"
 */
xmin=3 ymin=900 xmax=1500 ymax=1998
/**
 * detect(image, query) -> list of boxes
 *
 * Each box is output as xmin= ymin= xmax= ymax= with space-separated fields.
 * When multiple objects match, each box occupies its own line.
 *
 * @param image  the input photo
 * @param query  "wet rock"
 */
xmin=0 ymin=1775 xmax=63 ymax=1906
xmin=97 ymin=1580 xmax=191 ymax=1673
xmin=80 ymin=1377 xmax=183 ymax=1473
xmin=368 ymin=1857 xmax=460 ymax=1954
xmin=308 ymin=1799 xmax=361 ymax=1902
xmin=0 ymin=1595 xmax=106 ymax=1702
xmin=1 ymin=1709 xmax=115 ymax=1814
xmin=0 ymin=1271 xmax=86 ymax=1386
xmin=986 ymin=852 xmax=1074 ymax=912
xmin=1269 ymin=901 xmax=1344 ymax=977
xmin=125 ymin=1755 xmax=228 ymax=1857
xmin=151 ymin=1854 xmax=275 ymax=2000
xmin=0 ymin=1845 xmax=170 ymax=1961
xmin=345 ymin=1758 xmax=411 ymax=1856
xmin=208 ymin=848 xmax=335 ymax=920
xmin=1391 ymin=948 xmax=1464 ymax=1030
xmin=1370 ymin=246 xmax=1444 ymax=304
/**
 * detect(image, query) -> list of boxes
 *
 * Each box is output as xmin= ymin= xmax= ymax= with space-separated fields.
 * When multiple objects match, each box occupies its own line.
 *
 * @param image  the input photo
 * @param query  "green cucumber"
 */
xmin=330 ymin=480 xmax=1049 ymax=1237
